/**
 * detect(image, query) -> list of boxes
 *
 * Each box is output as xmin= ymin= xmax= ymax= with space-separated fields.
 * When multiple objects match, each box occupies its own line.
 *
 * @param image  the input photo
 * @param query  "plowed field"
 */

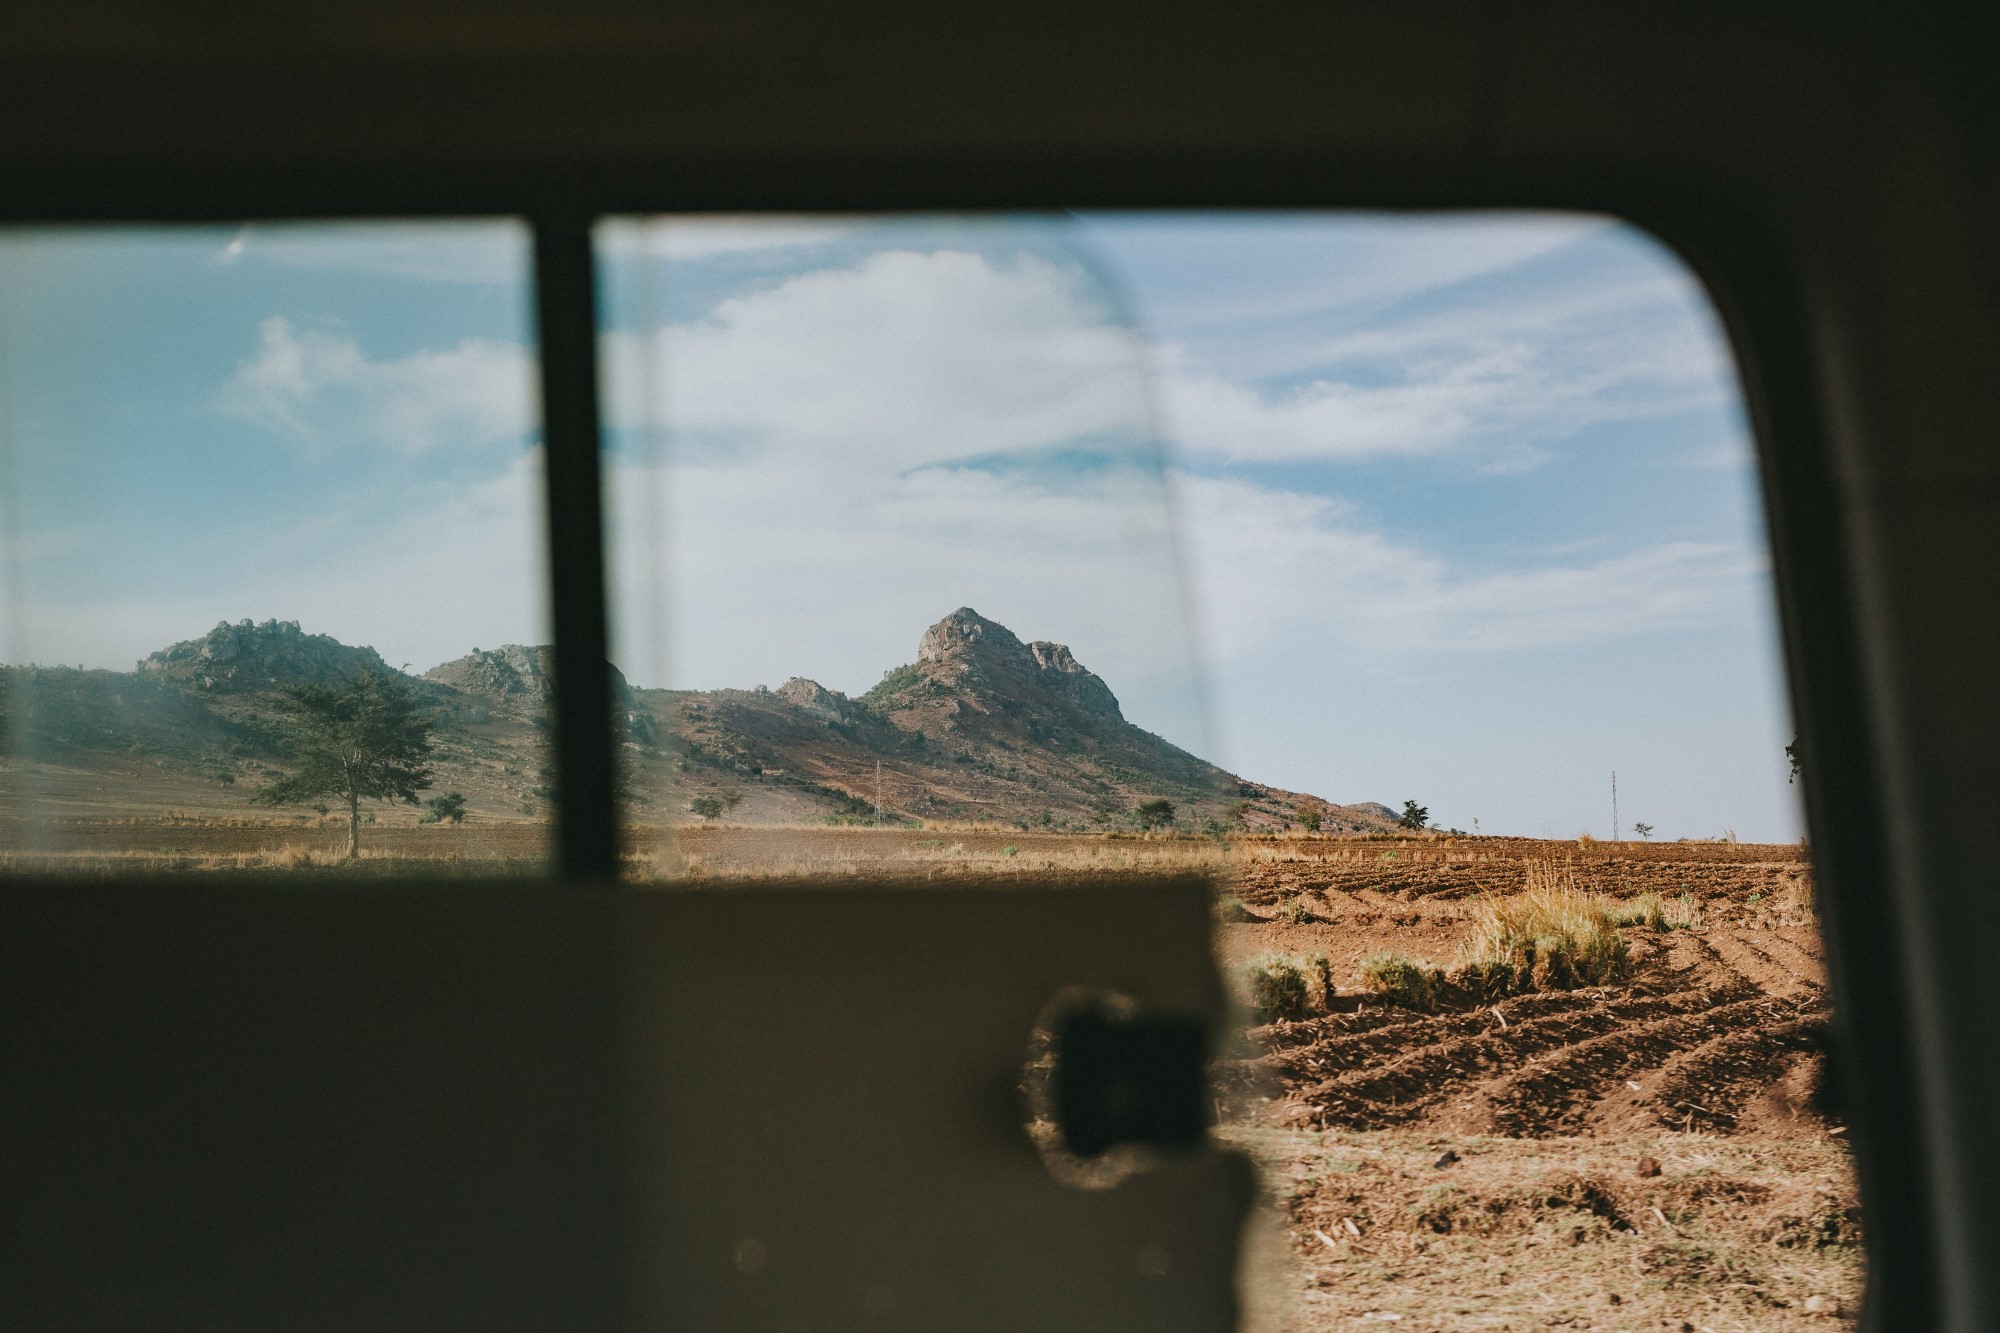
xmin=1215 ymin=840 xmax=1862 ymax=1331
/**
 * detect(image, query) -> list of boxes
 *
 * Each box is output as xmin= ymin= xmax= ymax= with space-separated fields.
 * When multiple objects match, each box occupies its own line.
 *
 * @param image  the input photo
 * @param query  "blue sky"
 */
xmin=0 ymin=214 xmax=1798 ymax=839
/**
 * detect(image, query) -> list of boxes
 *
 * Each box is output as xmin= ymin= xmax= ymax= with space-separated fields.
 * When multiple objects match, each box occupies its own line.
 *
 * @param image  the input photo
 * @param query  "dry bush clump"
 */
xmin=1460 ymin=871 xmax=1630 ymax=991
xmin=1359 ymin=952 xmax=1440 ymax=1011
xmin=1608 ymin=890 xmax=1668 ymax=930
xmin=1604 ymin=888 xmax=1700 ymax=932
xmin=1276 ymin=896 xmax=1319 ymax=925
xmin=1238 ymin=952 xmax=1336 ymax=1021
xmin=1357 ymin=865 xmax=1631 ymax=1009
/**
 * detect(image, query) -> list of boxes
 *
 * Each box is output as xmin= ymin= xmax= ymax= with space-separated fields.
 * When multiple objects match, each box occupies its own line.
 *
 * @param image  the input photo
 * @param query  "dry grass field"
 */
xmin=0 ymin=813 xmax=1857 ymax=1327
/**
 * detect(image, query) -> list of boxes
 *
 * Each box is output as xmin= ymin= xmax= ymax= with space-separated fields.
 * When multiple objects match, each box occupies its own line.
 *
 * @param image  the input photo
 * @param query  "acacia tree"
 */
xmin=255 ymin=668 xmax=436 ymax=859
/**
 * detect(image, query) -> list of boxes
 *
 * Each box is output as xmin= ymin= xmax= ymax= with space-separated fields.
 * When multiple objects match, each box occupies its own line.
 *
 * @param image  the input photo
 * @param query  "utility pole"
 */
xmin=1611 ymin=771 xmax=1619 ymax=843
xmin=875 ymin=760 xmax=883 ymax=820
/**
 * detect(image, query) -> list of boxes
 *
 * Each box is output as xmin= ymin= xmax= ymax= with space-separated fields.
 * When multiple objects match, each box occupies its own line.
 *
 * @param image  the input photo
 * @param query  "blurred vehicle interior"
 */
xmin=2 ymin=3 xmax=1997 ymax=1329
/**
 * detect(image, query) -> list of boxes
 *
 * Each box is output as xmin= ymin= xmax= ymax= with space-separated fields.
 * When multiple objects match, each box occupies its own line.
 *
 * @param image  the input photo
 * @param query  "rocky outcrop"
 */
xmin=1027 ymin=639 xmax=1121 ymax=720
xmin=423 ymin=645 xmax=636 ymax=707
xmin=138 ymin=619 xmax=389 ymax=693
xmin=908 ymin=607 xmax=1124 ymax=723
xmin=424 ymin=645 xmax=554 ymax=700
xmin=776 ymin=677 xmax=851 ymax=722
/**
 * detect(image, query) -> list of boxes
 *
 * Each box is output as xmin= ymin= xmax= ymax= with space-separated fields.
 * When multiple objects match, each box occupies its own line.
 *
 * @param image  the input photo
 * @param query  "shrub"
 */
xmin=1295 ymin=804 xmax=1322 ymax=833
xmin=1276 ymin=896 xmax=1317 ymax=925
xmin=1239 ymin=954 xmax=1315 ymax=1021
xmin=1237 ymin=952 xmax=1336 ymax=1020
xmin=1361 ymin=952 xmax=1440 ymax=1011
xmin=1216 ymin=895 xmax=1255 ymax=922
xmin=1461 ymin=877 xmax=1629 ymax=990
xmin=419 ymin=791 xmax=467 ymax=825
xmin=1608 ymin=891 xmax=1667 ymax=931
xmin=1305 ymin=953 xmax=1336 ymax=1006
xmin=689 ymin=795 xmax=724 ymax=819
xmin=1445 ymin=957 xmax=1517 ymax=1003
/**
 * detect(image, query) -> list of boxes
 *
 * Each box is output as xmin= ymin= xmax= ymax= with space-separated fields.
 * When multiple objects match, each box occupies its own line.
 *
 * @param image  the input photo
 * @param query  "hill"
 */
xmin=630 ymin=608 xmax=1391 ymax=831
xmin=1 ymin=611 xmax=1393 ymax=832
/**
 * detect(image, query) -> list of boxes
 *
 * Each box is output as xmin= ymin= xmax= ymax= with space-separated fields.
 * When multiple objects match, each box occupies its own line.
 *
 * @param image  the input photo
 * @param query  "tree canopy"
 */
xmin=254 ymin=668 xmax=435 ymax=858
xmin=1397 ymin=799 xmax=1430 ymax=831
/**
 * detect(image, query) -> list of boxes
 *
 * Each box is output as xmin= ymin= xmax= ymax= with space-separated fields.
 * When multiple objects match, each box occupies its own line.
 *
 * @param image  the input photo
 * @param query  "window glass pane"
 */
xmin=599 ymin=210 xmax=1856 ymax=1329
xmin=0 ymin=222 xmax=550 ymax=874
xmin=599 ymin=215 xmax=1222 ymax=876
xmin=1072 ymin=212 xmax=1852 ymax=1330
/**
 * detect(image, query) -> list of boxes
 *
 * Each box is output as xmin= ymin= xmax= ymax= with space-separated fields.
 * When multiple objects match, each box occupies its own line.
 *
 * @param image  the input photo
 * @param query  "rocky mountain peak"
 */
xmin=895 ymin=607 xmax=1123 ymax=724
xmin=916 ymin=607 xmax=1022 ymax=666
xmin=137 ymin=618 xmax=390 ymax=693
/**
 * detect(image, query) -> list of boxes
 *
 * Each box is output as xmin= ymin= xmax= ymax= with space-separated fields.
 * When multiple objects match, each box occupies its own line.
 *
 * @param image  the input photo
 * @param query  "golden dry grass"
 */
xmin=1458 ymin=864 xmax=1631 ymax=990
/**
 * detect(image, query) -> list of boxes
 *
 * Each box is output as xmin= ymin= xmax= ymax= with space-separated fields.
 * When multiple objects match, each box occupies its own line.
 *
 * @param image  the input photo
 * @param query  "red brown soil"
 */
xmin=1213 ymin=838 xmax=1861 ymax=1330
xmin=1217 ymin=840 xmax=1828 ymax=1139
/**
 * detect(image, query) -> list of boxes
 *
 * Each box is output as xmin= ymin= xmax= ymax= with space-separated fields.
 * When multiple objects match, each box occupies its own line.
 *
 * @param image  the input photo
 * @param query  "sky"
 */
xmin=0 ymin=213 xmax=1800 ymax=840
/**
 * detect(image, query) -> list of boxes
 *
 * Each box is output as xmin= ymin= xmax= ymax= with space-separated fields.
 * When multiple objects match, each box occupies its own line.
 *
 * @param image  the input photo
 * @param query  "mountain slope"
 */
xmin=622 ymin=608 xmax=1392 ymax=831
xmin=2 ymin=611 xmax=1393 ymax=832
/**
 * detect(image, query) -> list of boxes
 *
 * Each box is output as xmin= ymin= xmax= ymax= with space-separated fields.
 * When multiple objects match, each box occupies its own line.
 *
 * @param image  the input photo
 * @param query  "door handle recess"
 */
xmin=1050 ymin=1006 xmax=1208 ymax=1158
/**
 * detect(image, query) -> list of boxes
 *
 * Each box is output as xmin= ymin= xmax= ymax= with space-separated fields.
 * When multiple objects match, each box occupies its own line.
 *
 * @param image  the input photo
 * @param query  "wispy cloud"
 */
xmin=1078 ymin=212 xmax=1611 ymax=334
xmin=217 ymin=316 xmax=533 ymax=455
xmin=1179 ymin=473 xmax=1764 ymax=664
xmin=1155 ymin=263 xmax=1734 ymax=467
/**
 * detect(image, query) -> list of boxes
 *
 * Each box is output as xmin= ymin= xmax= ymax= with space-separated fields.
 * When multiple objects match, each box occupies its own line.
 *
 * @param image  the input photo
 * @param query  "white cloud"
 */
xmin=1178 ymin=472 xmax=1764 ymax=664
xmin=1082 ymin=212 xmax=1611 ymax=333
xmin=604 ymin=247 xmax=1149 ymax=469
xmin=152 ymin=225 xmax=1764 ymax=767
xmin=218 ymin=316 xmax=534 ymax=454
xmin=594 ymin=243 xmax=1210 ymax=743
xmin=1148 ymin=245 xmax=1736 ymax=467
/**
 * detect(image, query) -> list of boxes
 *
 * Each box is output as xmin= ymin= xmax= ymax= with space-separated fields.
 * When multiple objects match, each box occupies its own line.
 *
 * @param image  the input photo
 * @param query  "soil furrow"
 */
xmin=1472 ymin=996 xmax=1801 ymax=1137
xmin=1637 ymin=1013 xmax=1826 ymax=1131
xmin=1291 ymin=989 xmax=1751 ymax=1129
